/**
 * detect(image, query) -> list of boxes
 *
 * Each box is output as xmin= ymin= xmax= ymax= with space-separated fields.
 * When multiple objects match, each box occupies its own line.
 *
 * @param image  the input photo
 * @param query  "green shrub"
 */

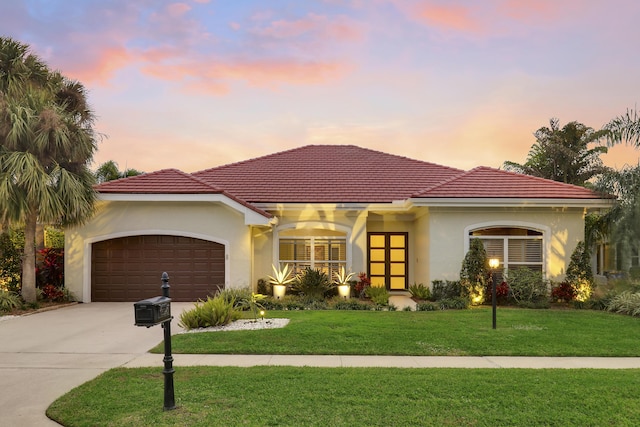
xmin=44 ymin=227 xmax=65 ymax=249
xmin=408 ymin=283 xmax=431 ymax=300
xmin=606 ymin=291 xmax=640 ymax=317
xmin=566 ymin=241 xmax=594 ymax=302
xmin=233 ymin=291 xmax=266 ymax=320
xmin=516 ymin=299 xmax=550 ymax=309
xmin=304 ymin=299 xmax=328 ymax=310
xmin=365 ymin=286 xmax=389 ymax=305
xmin=459 ymin=238 xmax=488 ymax=305
xmin=439 ymin=297 xmax=469 ymax=310
xmin=506 ymin=267 xmax=548 ymax=304
xmin=216 ymin=287 xmax=253 ymax=309
xmin=0 ymin=231 xmax=22 ymax=293
xmin=291 ymin=267 xmax=333 ymax=301
xmin=431 ymin=280 xmax=461 ymax=301
xmin=331 ymin=298 xmax=371 ymax=310
xmin=0 ymin=290 xmax=22 ymax=312
xmin=178 ymin=296 xmax=240 ymax=330
xmin=256 ymin=278 xmax=271 ymax=295
xmin=415 ymin=301 xmax=438 ymax=311
xmin=629 ymin=267 xmax=640 ymax=281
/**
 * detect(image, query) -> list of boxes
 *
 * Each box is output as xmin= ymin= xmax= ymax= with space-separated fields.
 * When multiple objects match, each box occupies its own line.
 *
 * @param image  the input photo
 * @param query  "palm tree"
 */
xmin=0 ymin=37 xmax=98 ymax=302
xmin=593 ymin=165 xmax=640 ymax=271
xmin=95 ymin=160 xmax=143 ymax=183
xmin=503 ymin=118 xmax=610 ymax=186
xmin=605 ymin=108 xmax=640 ymax=148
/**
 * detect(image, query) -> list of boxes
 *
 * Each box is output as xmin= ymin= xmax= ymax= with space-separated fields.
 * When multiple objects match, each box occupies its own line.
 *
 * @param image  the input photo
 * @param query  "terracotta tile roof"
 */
xmin=95 ymin=169 xmax=272 ymax=218
xmin=413 ymin=166 xmax=613 ymax=199
xmin=193 ymin=145 xmax=464 ymax=203
xmin=95 ymin=146 xmax=611 ymax=205
xmin=96 ymin=169 xmax=223 ymax=194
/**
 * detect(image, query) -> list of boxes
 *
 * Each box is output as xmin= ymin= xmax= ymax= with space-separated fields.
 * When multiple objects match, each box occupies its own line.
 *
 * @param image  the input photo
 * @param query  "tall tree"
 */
xmin=95 ymin=160 xmax=143 ymax=183
xmin=0 ymin=37 xmax=98 ymax=302
xmin=503 ymin=118 xmax=610 ymax=186
xmin=593 ymin=165 xmax=640 ymax=271
xmin=605 ymin=107 xmax=640 ymax=148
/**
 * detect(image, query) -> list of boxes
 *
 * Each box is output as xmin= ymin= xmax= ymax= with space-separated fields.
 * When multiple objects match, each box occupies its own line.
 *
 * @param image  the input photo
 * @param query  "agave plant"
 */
xmin=333 ymin=266 xmax=355 ymax=286
xmin=267 ymin=264 xmax=296 ymax=286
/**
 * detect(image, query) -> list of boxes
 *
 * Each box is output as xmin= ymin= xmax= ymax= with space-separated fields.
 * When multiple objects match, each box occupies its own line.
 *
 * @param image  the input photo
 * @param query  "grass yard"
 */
xmin=156 ymin=307 xmax=640 ymax=356
xmin=48 ymin=366 xmax=640 ymax=426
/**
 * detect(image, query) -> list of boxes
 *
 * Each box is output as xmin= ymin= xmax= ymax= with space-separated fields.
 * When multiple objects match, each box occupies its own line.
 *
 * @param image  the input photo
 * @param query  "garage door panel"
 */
xmin=91 ymin=235 xmax=225 ymax=302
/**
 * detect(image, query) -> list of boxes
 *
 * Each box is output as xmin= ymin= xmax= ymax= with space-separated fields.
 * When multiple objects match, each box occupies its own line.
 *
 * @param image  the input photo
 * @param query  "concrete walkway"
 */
xmin=126 ymin=353 xmax=640 ymax=369
xmin=1 ymin=302 xmax=639 ymax=426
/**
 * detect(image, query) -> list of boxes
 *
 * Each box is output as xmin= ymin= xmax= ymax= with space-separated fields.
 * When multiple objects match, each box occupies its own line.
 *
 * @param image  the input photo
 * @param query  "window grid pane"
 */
xmin=475 ymin=230 xmax=544 ymax=275
xmin=279 ymin=237 xmax=346 ymax=275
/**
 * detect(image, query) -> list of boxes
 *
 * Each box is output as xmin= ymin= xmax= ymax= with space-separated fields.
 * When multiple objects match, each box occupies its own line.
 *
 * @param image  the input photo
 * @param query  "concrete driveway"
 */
xmin=0 ymin=302 xmax=191 ymax=426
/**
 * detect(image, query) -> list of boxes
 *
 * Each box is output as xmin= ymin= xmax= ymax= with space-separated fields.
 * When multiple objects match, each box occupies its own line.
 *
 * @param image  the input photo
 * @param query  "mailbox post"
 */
xmin=133 ymin=272 xmax=175 ymax=411
xmin=160 ymin=272 xmax=175 ymax=411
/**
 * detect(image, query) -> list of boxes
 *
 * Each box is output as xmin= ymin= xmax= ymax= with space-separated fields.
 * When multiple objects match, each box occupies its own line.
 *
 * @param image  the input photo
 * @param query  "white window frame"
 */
xmin=273 ymin=222 xmax=352 ymax=276
xmin=278 ymin=236 xmax=347 ymax=276
xmin=464 ymin=221 xmax=549 ymax=278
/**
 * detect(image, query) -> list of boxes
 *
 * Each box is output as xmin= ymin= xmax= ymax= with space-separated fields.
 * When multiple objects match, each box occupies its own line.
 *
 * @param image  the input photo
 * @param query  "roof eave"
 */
xmin=97 ymin=193 xmax=272 ymax=225
xmin=409 ymin=197 xmax=615 ymax=209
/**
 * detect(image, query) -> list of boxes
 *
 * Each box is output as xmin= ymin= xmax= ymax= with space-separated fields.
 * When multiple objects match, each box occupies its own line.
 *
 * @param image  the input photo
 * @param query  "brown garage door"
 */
xmin=91 ymin=235 xmax=225 ymax=302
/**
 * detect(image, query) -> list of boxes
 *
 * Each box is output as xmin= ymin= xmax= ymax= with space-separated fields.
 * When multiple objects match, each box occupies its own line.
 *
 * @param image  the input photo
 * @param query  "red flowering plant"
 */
xmin=355 ymin=272 xmax=371 ymax=299
xmin=551 ymin=281 xmax=576 ymax=302
xmin=496 ymin=281 xmax=510 ymax=298
xmin=36 ymin=248 xmax=65 ymax=301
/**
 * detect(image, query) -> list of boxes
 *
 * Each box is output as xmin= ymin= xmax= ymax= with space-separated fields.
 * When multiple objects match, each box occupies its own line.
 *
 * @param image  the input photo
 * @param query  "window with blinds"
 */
xmin=470 ymin=228 xmax=544 ymax=275
xmin=279 ymin=237 xmax=346 ymax=277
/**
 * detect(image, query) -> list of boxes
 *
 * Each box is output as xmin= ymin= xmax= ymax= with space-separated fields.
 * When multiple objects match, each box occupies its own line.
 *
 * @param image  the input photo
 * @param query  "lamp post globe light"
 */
xmin=488 ymin=258 xmax=500 ymax=330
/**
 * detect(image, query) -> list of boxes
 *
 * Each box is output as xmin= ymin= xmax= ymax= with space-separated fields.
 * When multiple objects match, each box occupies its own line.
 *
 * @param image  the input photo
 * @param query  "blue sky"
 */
xmin=2 ymin=0 xmax=639 ymax=173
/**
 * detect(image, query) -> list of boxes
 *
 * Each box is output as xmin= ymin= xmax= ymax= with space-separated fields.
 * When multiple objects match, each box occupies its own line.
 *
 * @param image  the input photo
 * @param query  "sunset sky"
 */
xmin=2 ymin=0 xmax=639 ymax=173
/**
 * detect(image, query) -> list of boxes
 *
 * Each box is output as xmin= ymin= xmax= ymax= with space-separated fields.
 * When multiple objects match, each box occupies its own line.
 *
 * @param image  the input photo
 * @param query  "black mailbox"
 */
xmin=134 ymin=296 xmax=172 ymax=327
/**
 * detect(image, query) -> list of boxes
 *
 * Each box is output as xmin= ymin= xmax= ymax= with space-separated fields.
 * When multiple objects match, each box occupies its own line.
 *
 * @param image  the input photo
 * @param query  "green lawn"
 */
xmin=48 ymin=366 xmax=640 ymax=426
xmin=156 ymin=308 xmax=640 ymax=356
xmin=49 ymin=308 xmax=640 ymax=426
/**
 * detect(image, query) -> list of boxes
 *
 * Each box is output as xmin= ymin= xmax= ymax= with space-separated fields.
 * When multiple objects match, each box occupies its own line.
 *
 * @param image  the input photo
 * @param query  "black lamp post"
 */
xmin=489 ymin=258 xmax=499 ymax=330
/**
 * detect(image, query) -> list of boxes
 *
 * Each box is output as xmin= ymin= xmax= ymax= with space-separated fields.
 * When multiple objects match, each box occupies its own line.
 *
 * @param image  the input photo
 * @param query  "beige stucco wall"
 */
xmin=427 ymin=206 xmax=585 ymax=283
xmin=252 ymin=205 xmax=585 ymax=288
xmin=65 ymin=200 xmax=254 ymax=302
xmin=251 ymin=208 xmax=370 ymax=281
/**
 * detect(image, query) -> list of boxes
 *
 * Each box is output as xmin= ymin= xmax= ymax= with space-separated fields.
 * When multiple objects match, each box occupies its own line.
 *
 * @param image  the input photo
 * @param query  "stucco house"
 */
xmin=65 ymin=145 xmax=613 ymax=302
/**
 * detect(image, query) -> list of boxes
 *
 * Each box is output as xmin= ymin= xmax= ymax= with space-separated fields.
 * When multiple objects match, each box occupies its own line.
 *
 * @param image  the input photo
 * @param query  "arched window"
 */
xmin=469 ymin=227 xmax=544 ymax=275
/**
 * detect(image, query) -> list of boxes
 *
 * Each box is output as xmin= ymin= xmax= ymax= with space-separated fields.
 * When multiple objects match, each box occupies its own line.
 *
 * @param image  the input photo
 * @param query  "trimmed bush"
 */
xmin=332 ymin=298 xmax=371 ymax=310
xmin=439 ymin=297 xmax=470 ymax=310
xmin=459 ymin=238 xmax=488 ymax=305
xmin=415 ymin=301 xmax=438 ymax=311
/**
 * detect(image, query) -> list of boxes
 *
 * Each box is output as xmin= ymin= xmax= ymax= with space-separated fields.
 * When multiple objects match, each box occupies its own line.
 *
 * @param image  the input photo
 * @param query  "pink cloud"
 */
xmin=139 ymin=52 xmax=351 ymax=95
xmin=413 ymin=3 xmax=483 ymax=33
xmin=62 ymin=45 xmax=133 ymax=84
xmin=165 ymin=2 xmax=192 ymax=16
xmin=254 ymin=13 xmax=362 ymax=42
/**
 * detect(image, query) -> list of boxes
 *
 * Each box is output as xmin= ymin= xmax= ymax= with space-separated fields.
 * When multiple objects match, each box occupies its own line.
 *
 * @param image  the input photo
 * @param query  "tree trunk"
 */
xmin=21 ymin=209 xmax=38 ymax=303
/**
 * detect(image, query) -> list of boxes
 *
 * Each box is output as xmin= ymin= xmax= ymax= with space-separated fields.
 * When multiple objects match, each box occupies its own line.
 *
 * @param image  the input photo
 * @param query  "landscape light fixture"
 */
xmin=488 ymin=258 xmax=499 ymax=329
